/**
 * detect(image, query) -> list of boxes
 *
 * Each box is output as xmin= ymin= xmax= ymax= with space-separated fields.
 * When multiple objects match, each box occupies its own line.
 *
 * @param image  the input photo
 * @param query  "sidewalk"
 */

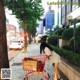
xmin=10 ymin=42 xmax=55 ymax=80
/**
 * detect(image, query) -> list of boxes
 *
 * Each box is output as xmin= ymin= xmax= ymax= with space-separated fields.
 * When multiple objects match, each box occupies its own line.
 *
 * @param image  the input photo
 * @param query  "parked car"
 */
xmin=21 ymin=41 xmax=24 ymax=48
xmin=9 ymin=40 xmax=24 ymax=50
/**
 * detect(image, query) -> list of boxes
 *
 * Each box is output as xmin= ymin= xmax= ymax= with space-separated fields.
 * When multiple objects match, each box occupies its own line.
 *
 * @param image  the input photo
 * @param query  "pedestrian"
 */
xmin=44 ymin=47 xmax=61 ymax=80
xmin=40 ymin=36 xmax=61 ymax=80
xmin=40 ymin=36 xmax=53 ymax=54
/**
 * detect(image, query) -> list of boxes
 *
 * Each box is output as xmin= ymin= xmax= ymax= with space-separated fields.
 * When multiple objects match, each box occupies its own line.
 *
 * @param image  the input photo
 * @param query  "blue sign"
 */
xmin=46 ymin=12 xmax=54 ymax=30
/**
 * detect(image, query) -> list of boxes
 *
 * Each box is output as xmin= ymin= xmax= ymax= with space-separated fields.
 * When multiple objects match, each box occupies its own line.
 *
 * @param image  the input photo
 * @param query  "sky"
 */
xmin=42 ymin=0 xmax=58 ymax=13
xmin=5 ymin=8 xmax=19 ymax=32
xmin=41 ymin=0 xmax=56 ymax=16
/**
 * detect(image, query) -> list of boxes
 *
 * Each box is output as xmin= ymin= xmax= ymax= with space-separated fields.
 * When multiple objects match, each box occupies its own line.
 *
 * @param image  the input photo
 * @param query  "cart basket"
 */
xmin=22 ymin=57 xmax=38 ymax=71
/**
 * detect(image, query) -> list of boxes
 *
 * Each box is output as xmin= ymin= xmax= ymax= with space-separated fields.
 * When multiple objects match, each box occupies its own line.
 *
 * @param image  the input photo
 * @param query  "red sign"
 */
xmin=8 ymin=24 xmax=16 ymax=30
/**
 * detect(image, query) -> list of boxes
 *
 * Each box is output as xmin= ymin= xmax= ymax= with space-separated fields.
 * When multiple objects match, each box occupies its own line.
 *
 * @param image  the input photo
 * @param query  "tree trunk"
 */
xmin=28 ymin=33 xmax=32 ymax=44
xmin=23 ymin=18 xmax=27 ymax=53
xmin=0 ymin=0 xmax=9 ymax=79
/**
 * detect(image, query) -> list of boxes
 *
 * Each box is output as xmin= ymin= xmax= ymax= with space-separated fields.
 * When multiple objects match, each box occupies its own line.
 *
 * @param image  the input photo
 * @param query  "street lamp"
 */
xmin=57 ymin=25 xmax=63 ymax=47
xmin=52 ymin=25 xmax=62 ymax=47
xmin=67 ymin=16 xmax=79 ymax=52
xmin=46 ymin=28 xmax=50 ymax=36
xmin=59 ymin=25 xmax=62 ymax=29
xmin=53 ymin=25 xmax=56 ymax=29
xmin=72 ymin=18 xmax=78 ymax=52
xmin=52 ymin=25 xmax=56 ymax=32
xmin=52 ymin=28 xmax=54 ymax=32
xmin=47 ymin=28 xmax=50 ymax=32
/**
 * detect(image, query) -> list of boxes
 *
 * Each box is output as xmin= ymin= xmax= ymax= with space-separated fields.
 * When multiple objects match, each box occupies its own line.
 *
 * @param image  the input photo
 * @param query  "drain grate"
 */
xmin=12 ymin=63 xmax=22 ymax=66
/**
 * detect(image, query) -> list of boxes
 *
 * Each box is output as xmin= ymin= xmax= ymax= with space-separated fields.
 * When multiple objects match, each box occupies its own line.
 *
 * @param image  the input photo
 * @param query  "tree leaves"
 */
xmin=4 ymin=0 xmax=44 ymax=36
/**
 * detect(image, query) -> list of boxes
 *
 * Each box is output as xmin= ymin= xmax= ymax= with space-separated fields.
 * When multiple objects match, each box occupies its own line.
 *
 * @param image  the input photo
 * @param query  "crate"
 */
xmin=22 ymin=58 xmax=38 ymax=71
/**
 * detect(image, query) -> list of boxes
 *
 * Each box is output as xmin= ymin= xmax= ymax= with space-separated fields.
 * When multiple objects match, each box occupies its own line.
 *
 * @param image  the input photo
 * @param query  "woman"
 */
xmin=40 ymin=36 xmax=53 ymax=54
xmin=44 ymin=47 xmax=61 ymax=80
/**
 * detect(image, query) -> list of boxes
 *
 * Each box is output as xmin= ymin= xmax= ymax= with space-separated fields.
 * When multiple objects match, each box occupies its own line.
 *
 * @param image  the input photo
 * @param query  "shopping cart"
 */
xmin=22 ymin=54 xmax=50 ymax=80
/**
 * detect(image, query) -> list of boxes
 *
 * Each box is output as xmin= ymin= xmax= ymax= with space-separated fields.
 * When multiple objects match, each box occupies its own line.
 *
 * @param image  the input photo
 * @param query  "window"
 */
xmin=72 ymin=0 xmax=78 ymax=11
xmin=66 ymin=0 xmax=72 ymax=15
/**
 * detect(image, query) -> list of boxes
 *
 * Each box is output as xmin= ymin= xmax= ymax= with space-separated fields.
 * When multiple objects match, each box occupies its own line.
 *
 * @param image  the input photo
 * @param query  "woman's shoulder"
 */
xmin=52 ymin=51 xmax=60 ymax=57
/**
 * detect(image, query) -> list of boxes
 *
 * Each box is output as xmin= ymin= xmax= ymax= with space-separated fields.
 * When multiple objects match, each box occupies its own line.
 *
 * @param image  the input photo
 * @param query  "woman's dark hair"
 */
xmin=41 ymin=35 xmax=48 ymax=42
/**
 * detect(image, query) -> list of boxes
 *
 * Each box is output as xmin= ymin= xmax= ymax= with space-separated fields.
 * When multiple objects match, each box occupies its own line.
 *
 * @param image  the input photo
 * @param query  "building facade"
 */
xmin=46 ymin=12 xmax=54 ymax=30
xmin=61 ymin=0 xmax=80 ymax=25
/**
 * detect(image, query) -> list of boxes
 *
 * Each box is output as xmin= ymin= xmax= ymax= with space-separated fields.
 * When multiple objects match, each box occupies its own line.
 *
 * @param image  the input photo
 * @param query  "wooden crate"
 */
xmin=23 ymin=59 xmax=38 ymax=71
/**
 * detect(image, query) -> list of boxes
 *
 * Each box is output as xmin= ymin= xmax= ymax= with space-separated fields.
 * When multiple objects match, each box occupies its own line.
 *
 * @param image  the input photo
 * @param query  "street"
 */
xmin=9 ymin=43 xmax=55 ymax=80
xmin=8 ymin=49 xmax=21 ymax=61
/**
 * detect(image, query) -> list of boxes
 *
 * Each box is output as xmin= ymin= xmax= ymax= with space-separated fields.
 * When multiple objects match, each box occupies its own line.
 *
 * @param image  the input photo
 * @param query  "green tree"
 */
xmin=75 ymin=26 xmax=80 ymax=53
xmin=48 ymin=35 xmax=58 ymax=46
xmin=62 ymin=28 xmax=74 ymax=40
xmin=4 ymin=0 xmax=44 ymax=52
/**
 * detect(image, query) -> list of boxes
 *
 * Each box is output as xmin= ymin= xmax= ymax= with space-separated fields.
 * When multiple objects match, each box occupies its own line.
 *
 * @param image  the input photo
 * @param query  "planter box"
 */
xmin=59 ymin=39 xmax=62 ymax=48
xmin=59 ymin=39 xmax=70 ymax=48
xmin=59 ymin=58 xmax=80 ymax=80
